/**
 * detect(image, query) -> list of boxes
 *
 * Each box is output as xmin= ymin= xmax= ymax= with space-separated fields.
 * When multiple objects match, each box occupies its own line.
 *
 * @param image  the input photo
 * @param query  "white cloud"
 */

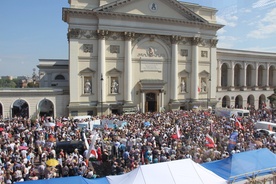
xmin=217 ymin=15 xmax=237 ymax=27
xmin=217 ymin=28 xmax=226 ymax=34
xmin=244 ymin=45 xmax=276 ymax=52
xmin=252 ymin=0 xmax=276 ymax=9
xmin=218 ymin=35 xmax=238 ymax=42
xmin=247 ymin=8 xmax=276 ymax=38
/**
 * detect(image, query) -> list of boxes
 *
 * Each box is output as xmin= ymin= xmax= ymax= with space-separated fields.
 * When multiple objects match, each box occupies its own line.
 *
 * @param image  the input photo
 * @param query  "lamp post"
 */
xmin=100 ymin=73 xmax=103 ymax=117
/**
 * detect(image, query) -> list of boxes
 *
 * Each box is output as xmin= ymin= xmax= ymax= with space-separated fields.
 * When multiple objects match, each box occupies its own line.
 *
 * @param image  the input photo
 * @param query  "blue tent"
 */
xmin=201 ymin=148 xmax=276 ymax=182
xmin=19 ymin=176 xmax=109 ymax=184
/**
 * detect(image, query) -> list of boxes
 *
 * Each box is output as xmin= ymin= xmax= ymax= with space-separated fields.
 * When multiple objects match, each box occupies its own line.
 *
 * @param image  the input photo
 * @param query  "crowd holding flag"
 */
xmin=205 ymin=134 xmax=215 ymax=148
xmin=86 ymin=131 xmax=98 ymax=159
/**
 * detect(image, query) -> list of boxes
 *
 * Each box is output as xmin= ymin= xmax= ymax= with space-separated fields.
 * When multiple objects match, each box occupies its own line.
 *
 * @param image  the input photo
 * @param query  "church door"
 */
xmin=145 ymin=93 xmax=157 ymax=112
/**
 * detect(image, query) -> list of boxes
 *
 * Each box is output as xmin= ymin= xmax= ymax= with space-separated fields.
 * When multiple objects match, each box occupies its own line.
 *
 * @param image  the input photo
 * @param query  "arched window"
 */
xmin=55 ymin=74 xmax=65 ymax=80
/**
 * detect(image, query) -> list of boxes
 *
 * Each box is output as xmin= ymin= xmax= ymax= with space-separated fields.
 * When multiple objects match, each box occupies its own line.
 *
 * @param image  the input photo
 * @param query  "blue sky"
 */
xmin=0 ymin=0 xmax=276 ymax=77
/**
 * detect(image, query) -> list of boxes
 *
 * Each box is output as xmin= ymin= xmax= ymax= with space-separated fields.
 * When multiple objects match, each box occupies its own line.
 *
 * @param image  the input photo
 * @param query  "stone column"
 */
xmin=210 ymin=39 xmax=218 ymax=100
xmin=217 ymin=60 xmax=221 ymax=88
xmin=160 ymin=90 xmax=164 ymax=108
xmin=171 ymin=36 xmax=180 ymax=101
xmin=68 ymin=29 xmax=82 ymax=101
xmin=124 ymin=32 xmax=134 ymax=103
xmin=141 ymin=91 xmax=145 ymax=113
xmin=265 ymin=63 xmax=269 ymax=87
xmin=97 ymin=30 xmax=107 ymax=103
xmin=191 ymin=37 xmax=201 ymax=99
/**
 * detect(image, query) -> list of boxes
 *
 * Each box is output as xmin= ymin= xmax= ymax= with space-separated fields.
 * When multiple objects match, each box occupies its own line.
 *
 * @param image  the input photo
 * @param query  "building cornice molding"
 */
xmin=62 ymin=8 xmax=223 ymax=30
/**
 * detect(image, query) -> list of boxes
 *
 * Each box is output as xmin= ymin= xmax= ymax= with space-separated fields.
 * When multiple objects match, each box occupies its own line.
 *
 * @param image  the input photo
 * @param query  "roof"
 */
xmin=201 ymin=148 xmax=276 ymax=182
xmin=107 ymin=158 xmax=226 ymax=184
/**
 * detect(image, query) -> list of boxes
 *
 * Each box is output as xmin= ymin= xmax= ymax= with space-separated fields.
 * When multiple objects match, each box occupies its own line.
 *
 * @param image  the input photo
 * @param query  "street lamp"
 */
xmin=101 ymin=73 xmax=103 ymax=117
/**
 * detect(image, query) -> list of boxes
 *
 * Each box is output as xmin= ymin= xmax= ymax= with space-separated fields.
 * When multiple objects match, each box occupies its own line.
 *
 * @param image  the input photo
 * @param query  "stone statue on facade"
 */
xmin=181 ymin=80 xmax=186 ymax=92
xmin=111 ymin=79 xmax=119 ymax=93
xmin=84 ymin=79 xmax=91 ymax=93
xmin=201 ymin=79 xmax=207 ymax=92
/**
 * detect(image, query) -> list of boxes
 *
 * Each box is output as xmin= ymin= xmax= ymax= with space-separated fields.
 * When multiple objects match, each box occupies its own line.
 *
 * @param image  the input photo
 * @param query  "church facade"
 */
xmin=0 ymin=0 xmax=275 ymax=118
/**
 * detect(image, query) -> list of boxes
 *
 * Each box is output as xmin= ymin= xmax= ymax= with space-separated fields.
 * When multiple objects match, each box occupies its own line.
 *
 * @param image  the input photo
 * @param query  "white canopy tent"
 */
xmin=106 ymin=159 xmax=227 ymax=184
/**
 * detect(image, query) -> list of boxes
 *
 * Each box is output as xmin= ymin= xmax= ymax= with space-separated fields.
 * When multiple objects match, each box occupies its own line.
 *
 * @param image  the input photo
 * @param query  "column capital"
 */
xmin=67 ymin=28 xmax=81 ymax=39
xmin=97 ymin=30 xmax=109 ymax=39
xmin=210 ymin=39 xmax=218 ymax=47
xmin=171 ymin=35 xmax=181 ymax=44
xmin=192 ymin=37 xmax=203 ymax=46
xmin=124 ymin=32 xmax=135 ymax=41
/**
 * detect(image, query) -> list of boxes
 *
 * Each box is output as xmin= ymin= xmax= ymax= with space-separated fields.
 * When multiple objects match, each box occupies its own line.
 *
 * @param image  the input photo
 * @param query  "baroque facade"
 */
xmin=0 ymin=0 xmax=275 ymax=118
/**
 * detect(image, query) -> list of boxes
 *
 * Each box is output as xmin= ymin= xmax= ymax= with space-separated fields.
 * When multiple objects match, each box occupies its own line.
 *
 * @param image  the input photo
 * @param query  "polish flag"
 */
xmin=235 ymin=119 xmax=244 ymax=130
xmin=205 ymin=134 xmax=215 ymax=148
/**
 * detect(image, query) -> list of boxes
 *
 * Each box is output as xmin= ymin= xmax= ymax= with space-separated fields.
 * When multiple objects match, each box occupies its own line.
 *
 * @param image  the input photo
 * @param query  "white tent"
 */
xmin=106 ymin=159 xmax=227 ymax=184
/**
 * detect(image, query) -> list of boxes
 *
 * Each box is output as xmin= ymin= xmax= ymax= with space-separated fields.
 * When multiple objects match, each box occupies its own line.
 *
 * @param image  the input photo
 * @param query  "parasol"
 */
xmin=46 ymin=159 xmax=59 ymax=167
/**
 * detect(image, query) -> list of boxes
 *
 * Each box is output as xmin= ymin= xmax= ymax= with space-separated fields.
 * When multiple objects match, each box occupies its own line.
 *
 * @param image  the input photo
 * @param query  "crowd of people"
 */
xmin=0 ymin=106 xmax=275 ymax=183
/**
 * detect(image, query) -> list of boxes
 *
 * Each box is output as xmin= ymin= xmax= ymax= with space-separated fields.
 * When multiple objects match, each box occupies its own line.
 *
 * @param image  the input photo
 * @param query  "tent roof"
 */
xmin=19 ymin=176 xmax=109 ymax=184
xmin=107 ymin=158 xmax=226 ymax=184
xmin=201 ymin=148 xmax=276 ymax=182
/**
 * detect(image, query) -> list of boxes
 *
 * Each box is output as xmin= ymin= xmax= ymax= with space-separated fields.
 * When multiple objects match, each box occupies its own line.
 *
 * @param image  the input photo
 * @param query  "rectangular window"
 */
xmin=71 ymin=111 xmax=78 ymax=116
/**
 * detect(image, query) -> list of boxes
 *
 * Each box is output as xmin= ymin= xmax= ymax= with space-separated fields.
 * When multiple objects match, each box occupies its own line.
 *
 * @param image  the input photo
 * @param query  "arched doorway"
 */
xmin=247 ymin=95 xmax=255 ymax=109
xmin=38 ymin=99 xmax=54 ymax=117
xmin=145 ymin=93 xmax=157 ymax=112
xmin=259 ymin=94 xmax=266 ymax=109
xmin=222 ymin=96 xmax=230 ymax=108
xmin=235 ymin=95 xmax=243 ymax=108
xmin=234 ymin=64 xmax=242 ymax=87
xmin=12 ymin=99 xmax=29 ymax=118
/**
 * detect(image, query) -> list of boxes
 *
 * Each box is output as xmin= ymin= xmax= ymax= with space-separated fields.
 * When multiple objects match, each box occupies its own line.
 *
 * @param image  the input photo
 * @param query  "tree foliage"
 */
xmin=0 ymin=78 xmax=19 ymax=88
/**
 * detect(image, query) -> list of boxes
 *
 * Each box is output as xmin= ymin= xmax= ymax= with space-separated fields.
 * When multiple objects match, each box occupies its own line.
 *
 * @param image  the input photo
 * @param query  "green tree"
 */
xmin=0 ymin=78 xmax=17 ymax=88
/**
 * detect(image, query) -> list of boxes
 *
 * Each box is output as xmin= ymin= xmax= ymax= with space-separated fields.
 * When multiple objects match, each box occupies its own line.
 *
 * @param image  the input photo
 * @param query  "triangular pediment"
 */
xmin=179 ymin=69 xmax=189 ymax=77
xmin=107 ymin=68 xmax=122 ymax=75
xmin=79 ymin=67 xmax=96 ymax=74
xmin=94 ymin=0 xmax=207 ymax=23
xmin=199 ymin=70 xmax=209 ymax=77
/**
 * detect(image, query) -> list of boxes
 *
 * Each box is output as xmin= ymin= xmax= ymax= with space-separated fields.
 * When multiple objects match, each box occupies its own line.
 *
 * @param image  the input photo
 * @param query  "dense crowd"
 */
xmin=0 ymin=106 xmax=275 ymax=183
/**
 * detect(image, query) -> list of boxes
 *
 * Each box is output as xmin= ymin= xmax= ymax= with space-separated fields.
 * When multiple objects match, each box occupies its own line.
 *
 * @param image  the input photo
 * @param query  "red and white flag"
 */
xmin=235 ymin=119 xmax=244 ymax=130
xmin=205 ymin=134 xmax=215 ymax=148
xmin=86 ymin=132 xmax=98 ymax=159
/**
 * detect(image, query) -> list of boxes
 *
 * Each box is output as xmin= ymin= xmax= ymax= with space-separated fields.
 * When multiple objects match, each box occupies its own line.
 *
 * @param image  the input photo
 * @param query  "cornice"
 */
xmin=62 ymin=8 xmax=223 ymax=30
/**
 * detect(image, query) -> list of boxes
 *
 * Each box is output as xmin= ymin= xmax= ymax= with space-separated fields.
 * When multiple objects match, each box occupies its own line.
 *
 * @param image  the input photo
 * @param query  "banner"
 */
xmin=227 ymin=130 xmax=239 ymax=154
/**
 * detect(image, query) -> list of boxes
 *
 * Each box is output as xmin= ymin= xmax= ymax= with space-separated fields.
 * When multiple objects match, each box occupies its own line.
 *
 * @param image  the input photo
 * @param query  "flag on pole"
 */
xmin=205 ymin=134 xmax=215 ymax=148
xmin=86 ymin=132 xmax=98 ymax=159
xmin=235 ymin=119 xmax=244 ymax=130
